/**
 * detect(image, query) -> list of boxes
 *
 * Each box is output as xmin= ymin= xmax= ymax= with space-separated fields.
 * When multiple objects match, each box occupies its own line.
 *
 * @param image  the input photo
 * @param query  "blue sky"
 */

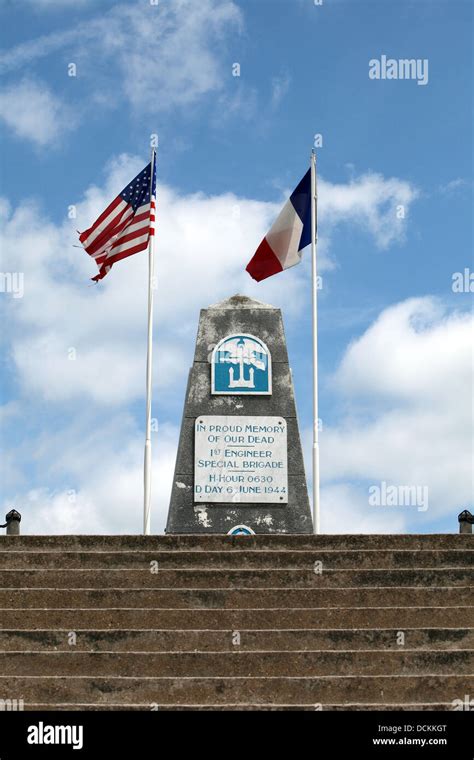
xmin=0 ymin=0 xmax=472 ymax=534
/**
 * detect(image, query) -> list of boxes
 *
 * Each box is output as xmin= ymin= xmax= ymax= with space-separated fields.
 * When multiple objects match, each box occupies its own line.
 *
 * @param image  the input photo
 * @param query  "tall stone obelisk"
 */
xmin=166 ymin=294 xmax=313 ymax=534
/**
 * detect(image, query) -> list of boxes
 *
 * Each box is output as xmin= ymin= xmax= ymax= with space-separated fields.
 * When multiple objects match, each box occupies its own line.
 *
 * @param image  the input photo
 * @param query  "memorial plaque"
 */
xmin=194 ymin=415 xmax=288 ymax=503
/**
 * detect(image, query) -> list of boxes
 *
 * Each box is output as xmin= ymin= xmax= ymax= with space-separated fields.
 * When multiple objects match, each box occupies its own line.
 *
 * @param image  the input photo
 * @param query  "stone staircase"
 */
xmin=0 ymin=534 xmax=472 ymax=710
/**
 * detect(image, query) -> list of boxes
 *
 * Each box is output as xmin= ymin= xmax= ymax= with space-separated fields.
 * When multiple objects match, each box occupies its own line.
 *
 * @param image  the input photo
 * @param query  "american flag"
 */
xmin=79 ymin=153 xmax=156 ymax=282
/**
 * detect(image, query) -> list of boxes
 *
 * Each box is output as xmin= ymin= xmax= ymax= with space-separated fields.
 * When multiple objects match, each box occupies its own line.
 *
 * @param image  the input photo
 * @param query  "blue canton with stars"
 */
xmin=119 ymin=155 xmax=156 ymax=212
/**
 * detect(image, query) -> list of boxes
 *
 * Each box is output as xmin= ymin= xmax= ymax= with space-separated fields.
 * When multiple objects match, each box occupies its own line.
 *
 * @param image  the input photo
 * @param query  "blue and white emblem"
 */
xmin=227 ymin=525 xmax=255 ymax=536
xmin=211 ymin=334 xmax=272 ymax=395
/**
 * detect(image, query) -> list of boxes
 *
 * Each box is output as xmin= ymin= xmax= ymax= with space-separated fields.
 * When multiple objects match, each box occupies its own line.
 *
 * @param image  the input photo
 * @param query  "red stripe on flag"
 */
xmin=110 ymin=226 xmax=149 ymax=252
xmin=246 ymin=238 xmax=283 ymax=282
xmin=108 ymin=240 xmax=149 ymax=262
xmin=85 ymin=206 xmax=134 ymax=255
xmin=91 ymin=240 xmax=149 ymax=281
xmin=126 ymin=209 xmax=151 ymax=227
xmin=79 ymin=196 xmax=122 ymax=242
xmin=81 ymin=209 xmax=129 ymax=254
xmin=89 ymin=204 xmax=150 ymax=255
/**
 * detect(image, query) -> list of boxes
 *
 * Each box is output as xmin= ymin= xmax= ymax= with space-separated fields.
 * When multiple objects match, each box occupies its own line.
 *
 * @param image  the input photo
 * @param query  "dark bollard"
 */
xmin=0 ymin=509 xmax=21 ymax=536
xmin=458 ymin=510 xmax=473 ymax=534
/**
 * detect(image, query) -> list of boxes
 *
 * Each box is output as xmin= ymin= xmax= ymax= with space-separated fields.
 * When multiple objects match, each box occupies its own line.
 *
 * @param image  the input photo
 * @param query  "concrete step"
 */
xmin=1 ymin=627 xmax=472 ymax=652
xmin=1 ymin=534 xmax=471 ymax=552
xmin=2 ymin=650 xmax=472 ymax=677
xmin=0 ymin=587 xmax=470 ymax=609
xmin=0 ymin=568 xmax=471 ymax=588
xmin=0 ymin=549 xmax=471 ymax=569
xmin=1 ymin=534 xmax=469 ymax=712
xmin=2 ymin=606 xmax=472 ymax=630
xmin=0 ymin=674 xmax=471 ymax=704
xmin=17 ymin=702 xmax=457 ymax=711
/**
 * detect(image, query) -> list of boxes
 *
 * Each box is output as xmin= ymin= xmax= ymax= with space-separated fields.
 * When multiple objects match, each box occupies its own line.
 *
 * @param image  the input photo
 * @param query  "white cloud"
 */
xmin=11 ymin=416 xmax=179 ymax=535
xmin=335 ymin=298 xmax=472 ymax=404
xmin=438 ymin=178 xmax=469 ymax=194
xmin=271 ymin=73 xmax=291 ymax=109
xmin=319 ymin=298 xmax=473 ymax=530
xmin=20 ymin=0 xmax=94 ymax=7
xmin=27 ymin=0 xmax=94 ymax=5
xmin=0 ymin=78 xmax=75 ymax=146
xmin=321 ymin=484 xmax=406 ymax=534
xmin=320 ymin=172 xmax=419 ymax=250
xmin=0 ymin=0 xmax=242 ymax=117
xmin=213 ymin=84 xmax=259 ymax=127
xmin=121 ymin=0 xmax=242 ymax=113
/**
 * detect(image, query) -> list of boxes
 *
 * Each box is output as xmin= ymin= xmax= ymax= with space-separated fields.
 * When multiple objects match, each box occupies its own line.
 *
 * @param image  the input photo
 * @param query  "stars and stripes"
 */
xmin=79 ymin=153 xmax=157 ymax=282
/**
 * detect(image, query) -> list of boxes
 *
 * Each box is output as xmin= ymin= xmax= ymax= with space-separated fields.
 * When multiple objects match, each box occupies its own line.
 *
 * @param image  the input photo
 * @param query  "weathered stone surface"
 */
xmin=1 ymin=534 xmax=471 ymax=551
xmin=3 ymin=627 xmax=472 ymax=653
xmin=0 ymin=548 xmax=472 ymax=572
xmin=167 ymin=474 xmax=312 ymax=534
xmin=3 ymin=605 xmax=471 ymax=631
xmin=1 ymin=531 xmax=471 ymax=709
xmin=1 ymin=586 xmax=470 ymax=609
xmin=0 ymin=567 xmax=471 ymax=588
xmin=3 ymin=650 xmax=471 ymax=677
xmin=14 ymin=704 xmax=460 ymax=711
xmin=166 ymin=294 xmax=312 ymax=534
xmin=1 ymin=674 xmax=472 ymax=705
xmin=1 ymin=531 xmax=472 ymax=654
xmin=194 ymin=302 xmax=290 ymax=363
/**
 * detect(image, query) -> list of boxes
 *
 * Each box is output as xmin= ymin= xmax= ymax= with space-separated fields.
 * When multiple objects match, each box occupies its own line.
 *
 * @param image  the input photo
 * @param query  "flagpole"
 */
xmin=310 ymin=149 xmax=320 ymax=535
xmin=143 ymin=147 xmax=156 ymax=535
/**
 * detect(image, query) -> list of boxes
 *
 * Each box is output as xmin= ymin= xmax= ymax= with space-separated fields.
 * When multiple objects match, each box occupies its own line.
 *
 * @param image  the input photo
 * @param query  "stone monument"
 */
xmin=166 ymin=294 xmax=313 ymax=534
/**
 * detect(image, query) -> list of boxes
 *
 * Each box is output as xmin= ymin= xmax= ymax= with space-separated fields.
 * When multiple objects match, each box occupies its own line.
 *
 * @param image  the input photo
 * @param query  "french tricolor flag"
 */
xmin=246 ymin=168 xmax=312 ymax=282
